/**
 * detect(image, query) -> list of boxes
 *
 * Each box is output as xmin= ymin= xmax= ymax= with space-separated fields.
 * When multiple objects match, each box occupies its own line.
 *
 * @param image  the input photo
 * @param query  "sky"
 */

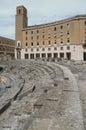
xmin=0 ymin=0 xmax=86 ymax=39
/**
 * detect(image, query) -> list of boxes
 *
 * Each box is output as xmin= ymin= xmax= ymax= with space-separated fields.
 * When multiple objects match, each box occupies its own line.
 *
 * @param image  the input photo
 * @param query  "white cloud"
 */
xmin=0 ymin=0 xmax=86 ymax=39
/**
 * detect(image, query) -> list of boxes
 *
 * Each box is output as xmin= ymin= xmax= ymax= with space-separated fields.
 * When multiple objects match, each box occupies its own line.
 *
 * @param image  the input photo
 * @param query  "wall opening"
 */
xmin=25 ymin=54 xmax=28 ymax=59
xmin=83 ymin=52 xmax=86 ymax=61
xmin=60 ymin=53 xmax=64 ymax=58
xmin=30 ymin=54 xmax=34 ymax=59
xmin=42 ymin=53 xmax=46 ymax=58
xmin=36 ymin=53 xmax=40 ymax=59
xmin=66 ymin=52 xmax=71 ymax=60
xmin=47 ymin=53 xmax=52 ymax=58
xmin=17 ymin=51 xmax=21 ymax=59
xmin=53 ymin=53 xmax=58 ymax=58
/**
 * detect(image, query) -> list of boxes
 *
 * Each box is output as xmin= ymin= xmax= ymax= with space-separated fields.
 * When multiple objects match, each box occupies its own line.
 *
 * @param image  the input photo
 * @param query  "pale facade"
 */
xmin=15 ymin=5 xmax=86 ymax=61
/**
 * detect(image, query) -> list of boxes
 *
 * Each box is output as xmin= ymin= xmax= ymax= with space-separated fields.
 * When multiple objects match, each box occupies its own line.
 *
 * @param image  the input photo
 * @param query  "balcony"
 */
xmin=16 ymin=46 xmax=21 ymax=50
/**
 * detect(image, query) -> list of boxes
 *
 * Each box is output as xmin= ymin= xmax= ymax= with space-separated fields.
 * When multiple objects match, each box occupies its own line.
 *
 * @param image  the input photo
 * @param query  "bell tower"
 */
xmin=15 ymin=5 xmax=28 ymax=59
xmin=15 ymin=5 xmax=28 ymax=43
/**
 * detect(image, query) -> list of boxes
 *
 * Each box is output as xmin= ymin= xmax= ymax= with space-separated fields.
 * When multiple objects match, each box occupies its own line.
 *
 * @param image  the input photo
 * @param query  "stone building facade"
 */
xmin=15 ymin=5 xmax=86 ymax=61
xmin=0 ymin=36 xmax=15 ymax=59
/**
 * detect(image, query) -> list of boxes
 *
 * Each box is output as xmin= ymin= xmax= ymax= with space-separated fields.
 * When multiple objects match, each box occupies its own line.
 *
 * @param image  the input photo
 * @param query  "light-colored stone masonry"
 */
xmin=0 ymin=60 xmax=84 ymax=130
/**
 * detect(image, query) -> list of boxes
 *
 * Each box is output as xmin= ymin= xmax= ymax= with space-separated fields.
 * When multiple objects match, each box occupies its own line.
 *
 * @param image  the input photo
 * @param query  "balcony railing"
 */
xmin=16 ymin=46 xmax=21 ymax=50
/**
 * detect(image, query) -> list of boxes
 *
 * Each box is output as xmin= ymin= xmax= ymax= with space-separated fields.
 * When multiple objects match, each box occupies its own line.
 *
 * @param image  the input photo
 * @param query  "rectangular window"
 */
xmin=26 ymin=31 xmax=28 ymax=34
xmin=31 ymin=36 xmax=33 ymax=40
xmin=37 ymin=42 xmax=39 ymax=46
xmin=18 ymin=9 xmax=21 ymax=14
xmin=60 ymin=35 xmax=63 ymax=37
xmin=25 ymin=54 xmax=28 ymax=59
xmin=43 ymin=41 xmax=45 ymax=45
xmin=26 ymin=42 xmax=28 ymax=46
xmin=31 ymin=31 xmax=33 ymax=34
xmin=67 ymin=31 xmax=70 ymax=35
xmin=37 ymin=30 xmax=39 ymax=33
xmin=61 ymin=41 xmax=63 ymax=44
xmin=42 ymin=53 xmax=46 ymax=58
xmin=37 ymin=36 xmax=39 ymax=39
xmin=84 ymin=29 xmax=86 ymax=34
xmin=54 ymin=27 xmax=56 ymax=31
xmin=17 ymin=42 xmax=20 ymax=47
xmin=30 ymin=54 xmax=34 ymax=59
xmin=84 ymin=21 xmax=86 ymax=26
xmin=36 ymin=53 xmax=40 ymax=58
xmin=31 ymin=48 xmax=33 ymax=52
xmin=42 ymin=48 xmax=45 ymax=51
xmin=54 ymin=36 xmax=57 ymax=38
xmin=25 ymin=48 xmax=28 ymax=52
xmin=85 ymin=36 xmax=86 ymax=39
xmin=54 ymin=53 xmax=58 ymax=58
xmin=48 ymin=41 xmax=51 ymax=45
xmin=37 ymin=48 xmax=39 ymax=51
xmin=67 ymin=46 xmax=70 ymax=50
xmin=67 ymin=24 xmax=69 ymax=29
xmin=66 ymin=52 xmax=71 ymax=60
xmin=54 ymin=41 xmax=57 ymax=44
xmin=60 ymin=25 xmax=63 ymax=29
xmin=60 ymin=53 xmax=64 ymax=58
xmin=48 ymin=48 xmax=51 ymax=51
xmin=85 ymin=40 xmax=86 ymax=43
xmin=60 ymin=46 xmax=63 ymax=50
xmin=67 ymin=38 xmax=70 ymax=43
xmin=26 ymin=37 xmax=28 ymax=40
xmin=47 ymin=53 xmax=52 ymax=58
xmin=54 ymin=47 xmax=57 ymax=50
xmin=31 ymin=42 xmax=33 ymax=46
xmin=43 ymin=35 xmax=45 ymax=39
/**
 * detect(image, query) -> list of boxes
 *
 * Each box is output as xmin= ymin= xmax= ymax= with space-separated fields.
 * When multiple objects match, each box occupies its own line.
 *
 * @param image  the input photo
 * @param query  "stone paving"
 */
xmin=0 ymin=60 xmax=85 ymax=130
xmin=63 ymin=61 xmax=86 ymax=130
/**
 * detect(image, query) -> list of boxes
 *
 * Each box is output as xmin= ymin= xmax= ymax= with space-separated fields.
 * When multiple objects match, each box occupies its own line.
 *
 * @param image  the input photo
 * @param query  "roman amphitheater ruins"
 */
xmin=0 ymin=5 xmax=86 ymax=130
xmin=0 ymin=59 xmax=86 ymax=130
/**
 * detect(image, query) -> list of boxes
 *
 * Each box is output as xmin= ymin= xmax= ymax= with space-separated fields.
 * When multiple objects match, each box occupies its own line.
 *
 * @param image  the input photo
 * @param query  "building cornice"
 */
xmin=0 ymin=36 xmax=15 ymax=41
xmin=22 ymin=14 xmax=86 ymax=31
